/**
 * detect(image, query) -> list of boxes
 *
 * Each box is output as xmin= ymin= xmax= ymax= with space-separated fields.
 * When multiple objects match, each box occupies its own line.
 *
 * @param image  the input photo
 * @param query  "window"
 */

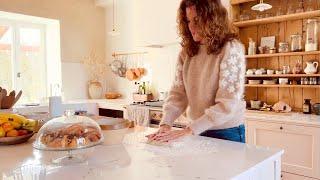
xmin=0 ymin=11 xmax=61 ymax=104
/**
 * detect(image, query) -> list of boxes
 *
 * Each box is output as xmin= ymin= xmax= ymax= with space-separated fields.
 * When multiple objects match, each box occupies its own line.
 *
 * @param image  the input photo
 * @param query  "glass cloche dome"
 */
xmin=33 ymin=113 xmax=104 ymax=151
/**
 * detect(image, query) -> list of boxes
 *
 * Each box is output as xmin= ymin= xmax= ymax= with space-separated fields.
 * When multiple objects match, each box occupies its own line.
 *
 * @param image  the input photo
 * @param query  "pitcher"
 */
xmin=304 ymin=61 xmax=319 ymax=74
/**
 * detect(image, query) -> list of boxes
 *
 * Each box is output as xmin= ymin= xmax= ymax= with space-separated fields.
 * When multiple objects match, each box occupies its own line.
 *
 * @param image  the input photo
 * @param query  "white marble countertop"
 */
xmin=0 ymin=128 xmax=283 ymax=180
xmin=12 ymin=99 xmax=132 ymax=114
xmin=11 ymin=98 xmax=320 ymax=128
xmin=245 ymin=110 xmax=320 ymax=127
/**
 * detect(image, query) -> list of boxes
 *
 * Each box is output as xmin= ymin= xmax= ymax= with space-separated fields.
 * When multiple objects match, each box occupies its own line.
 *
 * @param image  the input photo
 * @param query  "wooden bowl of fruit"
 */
xmin=0 ymin=113 xmax=37 ymax=145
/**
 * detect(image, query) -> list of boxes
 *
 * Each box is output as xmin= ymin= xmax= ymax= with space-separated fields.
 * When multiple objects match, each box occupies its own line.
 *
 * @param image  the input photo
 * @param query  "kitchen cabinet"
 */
xmin=133 ymin=0 xmax=181 ymax=47
xmin=282 ymin=172 xmax=319 ymax=180
xmin=246 ymin=119 xmax=320 ymax=179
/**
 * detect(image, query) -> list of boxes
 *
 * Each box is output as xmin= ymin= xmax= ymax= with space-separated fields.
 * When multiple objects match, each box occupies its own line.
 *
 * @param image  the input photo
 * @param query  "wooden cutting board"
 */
xmin=1 ymin=90 xmax=16 ymax=109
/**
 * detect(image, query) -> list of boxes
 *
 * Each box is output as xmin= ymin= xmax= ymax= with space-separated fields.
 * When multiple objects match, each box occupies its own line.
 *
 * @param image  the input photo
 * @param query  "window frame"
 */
xmin=0 ymin=18 xmax=48 ymax=103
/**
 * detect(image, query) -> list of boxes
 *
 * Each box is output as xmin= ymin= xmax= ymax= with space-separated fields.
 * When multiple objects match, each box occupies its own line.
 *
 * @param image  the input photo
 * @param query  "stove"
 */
xmin=131 ymin=100 xmax=164 ymax=107
xmin=145 ymin=100 xmax=164 ymax=107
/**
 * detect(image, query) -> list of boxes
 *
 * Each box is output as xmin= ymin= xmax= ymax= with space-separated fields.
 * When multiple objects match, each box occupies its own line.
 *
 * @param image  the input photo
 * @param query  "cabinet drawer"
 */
xmin=282 ymin=172 xmax=318 ymax=180
xmin=246 ymin=120 xmax=320 ymax=178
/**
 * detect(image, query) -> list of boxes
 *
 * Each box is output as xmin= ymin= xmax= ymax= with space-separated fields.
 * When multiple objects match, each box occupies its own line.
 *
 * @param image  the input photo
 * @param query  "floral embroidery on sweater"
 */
xmin=173 ymin=57 xmax=183 ymax=87
xmin=219 ymin=43 xmax=245 ymax=99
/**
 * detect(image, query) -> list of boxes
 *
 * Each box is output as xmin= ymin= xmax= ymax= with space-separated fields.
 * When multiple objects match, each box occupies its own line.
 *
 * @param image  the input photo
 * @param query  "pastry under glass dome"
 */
xmin=33 ymin=112 xmax=104 ymax=165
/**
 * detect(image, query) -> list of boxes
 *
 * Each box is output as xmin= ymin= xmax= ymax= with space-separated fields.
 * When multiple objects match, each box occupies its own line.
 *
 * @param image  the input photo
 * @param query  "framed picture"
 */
xmin=260 ymin=36 xmax=276 ymax=48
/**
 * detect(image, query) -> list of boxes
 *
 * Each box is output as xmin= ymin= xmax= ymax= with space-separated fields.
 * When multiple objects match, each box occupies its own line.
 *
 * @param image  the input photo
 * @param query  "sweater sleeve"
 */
xmin=189 ymin=41 xmax=247 ymax=135
xmin=160 ymin=52 xmax=188 ymax=127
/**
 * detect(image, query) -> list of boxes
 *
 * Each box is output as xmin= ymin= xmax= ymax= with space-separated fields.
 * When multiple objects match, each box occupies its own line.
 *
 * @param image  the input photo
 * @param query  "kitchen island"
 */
xmin=1 ymin=128 xmax=283 ymax=180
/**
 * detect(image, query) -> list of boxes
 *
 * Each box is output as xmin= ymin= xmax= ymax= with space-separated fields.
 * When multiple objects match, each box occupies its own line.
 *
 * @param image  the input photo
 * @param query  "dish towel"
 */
xmin=126 ymin=105 xmax=150 ymax=127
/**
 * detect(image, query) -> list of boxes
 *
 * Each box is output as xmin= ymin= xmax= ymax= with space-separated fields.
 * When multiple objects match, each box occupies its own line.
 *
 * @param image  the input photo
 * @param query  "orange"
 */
xmin=18 ymin=130 xmax=28 ymax=136
xmin=2 ymin=122 xmax=14 ymax=132
xmin=6 ymin=129 xmax=19 ymax=137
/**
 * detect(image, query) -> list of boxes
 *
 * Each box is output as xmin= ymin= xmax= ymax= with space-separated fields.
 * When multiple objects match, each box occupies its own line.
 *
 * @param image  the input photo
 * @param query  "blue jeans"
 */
xmin=200 ymin=125 xmax=245 ymax=143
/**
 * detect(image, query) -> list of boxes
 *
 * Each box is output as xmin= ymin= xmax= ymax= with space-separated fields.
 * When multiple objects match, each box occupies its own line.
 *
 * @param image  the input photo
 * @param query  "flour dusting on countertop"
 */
xmin=122 ymin=131 xmax=218 ymax=156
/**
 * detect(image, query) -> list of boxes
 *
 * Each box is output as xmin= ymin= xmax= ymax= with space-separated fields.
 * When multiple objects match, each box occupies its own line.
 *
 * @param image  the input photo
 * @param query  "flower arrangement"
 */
xmin=81 ymin=50 xmax=107 ymax=82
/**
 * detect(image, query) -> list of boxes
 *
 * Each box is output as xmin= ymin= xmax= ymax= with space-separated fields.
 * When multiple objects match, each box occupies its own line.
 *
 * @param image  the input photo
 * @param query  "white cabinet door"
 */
xmin=246 ymin=120 xmax=320 ymax=179
xmin=133 ymin=0 xmax=181 ymax=47
xmin=281 ymin=172 xmax=318 ymax=180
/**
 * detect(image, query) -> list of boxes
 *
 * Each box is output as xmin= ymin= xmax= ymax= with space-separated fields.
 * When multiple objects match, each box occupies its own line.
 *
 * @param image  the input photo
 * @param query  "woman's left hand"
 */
xmin=153 ymin=127 xmax=193 ymax=143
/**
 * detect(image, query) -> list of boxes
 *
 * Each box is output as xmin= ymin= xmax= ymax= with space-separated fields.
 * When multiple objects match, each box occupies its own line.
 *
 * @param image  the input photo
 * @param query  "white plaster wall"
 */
xmin=103 ymin=0 xmax=231 ymax=100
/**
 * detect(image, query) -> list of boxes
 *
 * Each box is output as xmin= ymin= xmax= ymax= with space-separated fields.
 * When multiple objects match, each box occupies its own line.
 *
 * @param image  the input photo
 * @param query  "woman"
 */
xmin=147 ymin=0 xmax=246 ymax=143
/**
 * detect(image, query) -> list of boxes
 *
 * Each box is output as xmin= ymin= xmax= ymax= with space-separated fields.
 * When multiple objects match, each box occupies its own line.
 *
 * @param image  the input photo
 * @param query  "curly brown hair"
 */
xmin=177 ymin=0 xmax=238 ymax=57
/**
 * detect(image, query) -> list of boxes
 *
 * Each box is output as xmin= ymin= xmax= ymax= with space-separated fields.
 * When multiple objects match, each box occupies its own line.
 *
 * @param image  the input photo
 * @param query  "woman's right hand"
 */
xmin=146 ymin=124 xmax=171 ymax=141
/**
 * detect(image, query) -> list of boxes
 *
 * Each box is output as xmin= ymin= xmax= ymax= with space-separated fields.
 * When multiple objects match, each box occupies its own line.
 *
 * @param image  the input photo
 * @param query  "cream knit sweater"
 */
xmin=160 ymin=40 xmax=246 ymax=135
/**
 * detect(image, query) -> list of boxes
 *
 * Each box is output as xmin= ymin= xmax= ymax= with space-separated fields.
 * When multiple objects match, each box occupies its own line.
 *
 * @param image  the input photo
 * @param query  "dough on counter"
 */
xmin=146 ymin=139 xmax=169 ymax=146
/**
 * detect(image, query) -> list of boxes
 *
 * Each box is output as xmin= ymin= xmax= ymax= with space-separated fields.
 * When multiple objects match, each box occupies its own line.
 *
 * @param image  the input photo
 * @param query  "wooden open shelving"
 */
xmin=246 ymin=74 xmax=320 ymax=78
xmin=245 ymin=84 xmax=320 ymax=88
xmin=233 ymin=0 xmax=320 ymax=112
xmin=234 ymin=10 xmax=320 ymax=28
xmin=230 ymin=0 xmax=255 ymax=5
xmin=245 ymin=51 xmax=320 ymax=59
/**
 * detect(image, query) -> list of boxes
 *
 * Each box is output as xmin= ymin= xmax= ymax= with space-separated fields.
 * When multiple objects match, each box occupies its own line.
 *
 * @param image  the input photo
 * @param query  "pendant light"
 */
xmin=251 ymin=0 xmax=272 ymax=12
xmin=108 ymin=0 xmax=120 ymax=36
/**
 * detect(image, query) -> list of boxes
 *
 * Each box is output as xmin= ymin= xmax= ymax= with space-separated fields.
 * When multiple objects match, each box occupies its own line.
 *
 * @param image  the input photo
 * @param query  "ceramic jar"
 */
xmin=88 ymin=81 xmax=103 ymax=99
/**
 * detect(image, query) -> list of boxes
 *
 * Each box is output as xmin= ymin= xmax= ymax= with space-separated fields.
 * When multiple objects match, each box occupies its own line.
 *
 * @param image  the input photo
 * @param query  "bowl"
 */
xmin=255 ymin=70 xmax=263 ymax=75
xmin=105 ymin=92 xmax=121 ymax=99
xmin=279 ymin=78 xmax=289 ymax=85
xmin=269 ymin=48 xmax=277 ymax=54
xmin=248 ymin=80 xmax=262 ymax=85
xmin=267 ymin=69 xmax=274 ymax=75
xmin=0 ymin=113 xmax=37 ymax=145
xmin=246 ymin=69 xmax=255 ymax=75
xmin=0 ymin=132 xmax=34 ymax=145
xmin=263 ymin=80 xmax=277 ymax=85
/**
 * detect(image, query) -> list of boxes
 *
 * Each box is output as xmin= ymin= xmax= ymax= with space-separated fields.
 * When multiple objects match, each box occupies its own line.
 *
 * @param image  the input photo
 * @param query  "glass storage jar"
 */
xmin=305 ymin=19 xmax=318 ymax=51
xmin=290 ymin=34 xmax=303 ymax=52
xmin=278 ymin=42 xmax=289 ymax=53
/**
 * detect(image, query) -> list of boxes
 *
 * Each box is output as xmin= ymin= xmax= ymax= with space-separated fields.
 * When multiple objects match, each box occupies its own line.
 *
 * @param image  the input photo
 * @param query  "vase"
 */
xmin=88 ymin=81 xmax=103 ymax=99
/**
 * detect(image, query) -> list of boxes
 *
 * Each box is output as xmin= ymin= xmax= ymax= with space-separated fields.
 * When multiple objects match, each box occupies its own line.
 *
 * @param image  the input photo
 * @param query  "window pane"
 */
xmin=0 ymin=25 xmax=13 ymax=91
xmin=18 ymin=27 xmax=46 ymax=103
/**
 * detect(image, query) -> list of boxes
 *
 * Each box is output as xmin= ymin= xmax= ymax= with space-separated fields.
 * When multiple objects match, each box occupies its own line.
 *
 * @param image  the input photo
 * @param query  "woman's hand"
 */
xmin=146 ymin=124 xmax=171 ymax=141
xmin=148 ymin=127 xmax=193 ymax=143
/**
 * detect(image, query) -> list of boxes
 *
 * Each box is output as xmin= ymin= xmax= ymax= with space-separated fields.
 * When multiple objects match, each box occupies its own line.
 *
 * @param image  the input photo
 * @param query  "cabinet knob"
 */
xmin=280 ymin=126 xmax=283 ymax=130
